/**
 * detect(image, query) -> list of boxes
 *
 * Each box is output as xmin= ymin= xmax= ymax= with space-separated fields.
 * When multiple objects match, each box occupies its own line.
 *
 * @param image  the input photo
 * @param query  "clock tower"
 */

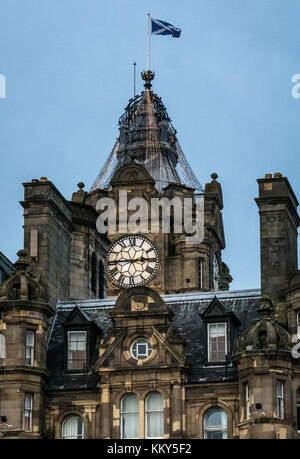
xmin=90 ymin=71 xmax=232 ymax=297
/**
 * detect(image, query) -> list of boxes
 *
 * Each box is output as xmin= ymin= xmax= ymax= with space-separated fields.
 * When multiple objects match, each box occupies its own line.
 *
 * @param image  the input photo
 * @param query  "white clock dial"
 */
xmin=106 ymin=235 xmax=159 ymax=288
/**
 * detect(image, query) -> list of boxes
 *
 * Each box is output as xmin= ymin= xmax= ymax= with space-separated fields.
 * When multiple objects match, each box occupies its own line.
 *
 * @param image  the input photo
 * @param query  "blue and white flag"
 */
xmin=151 ymin=18 xmax=181 ymax=38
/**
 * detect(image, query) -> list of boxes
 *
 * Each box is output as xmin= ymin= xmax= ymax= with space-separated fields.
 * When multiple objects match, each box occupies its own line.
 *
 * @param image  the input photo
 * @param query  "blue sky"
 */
xmin=0 ymin=0 xmax=299 ymax=290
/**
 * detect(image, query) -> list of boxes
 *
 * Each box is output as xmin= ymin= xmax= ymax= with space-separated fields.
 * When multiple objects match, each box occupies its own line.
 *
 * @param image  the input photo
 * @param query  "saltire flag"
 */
xmin=151 ymin=18 xmax=181 ymax=38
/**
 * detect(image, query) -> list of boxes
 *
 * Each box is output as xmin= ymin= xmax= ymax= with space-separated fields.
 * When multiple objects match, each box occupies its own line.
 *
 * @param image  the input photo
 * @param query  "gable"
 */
xmin=63 ymin=306 xmax=92 ymax=327
xmin=201 ymin=296 xmax=228 ymax=318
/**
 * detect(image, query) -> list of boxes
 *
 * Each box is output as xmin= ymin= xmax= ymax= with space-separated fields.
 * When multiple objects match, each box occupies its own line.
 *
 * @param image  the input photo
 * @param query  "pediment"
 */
xmin=110 ymin=160 xmax=155 ymax=187
xmin=93 ymin=327 xmax=186 ymax=372
xmin=201 ymin=296 xmax=228 ymax=318
xmin=111 ymin=286 xmax=170 ymax=316
xmin=63 ymin=306 xmax=92 ymax=327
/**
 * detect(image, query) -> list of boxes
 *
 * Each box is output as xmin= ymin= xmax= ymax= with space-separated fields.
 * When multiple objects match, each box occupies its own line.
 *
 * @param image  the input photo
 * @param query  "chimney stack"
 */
xmin=255 ymin=173 xmax=300 ymax=301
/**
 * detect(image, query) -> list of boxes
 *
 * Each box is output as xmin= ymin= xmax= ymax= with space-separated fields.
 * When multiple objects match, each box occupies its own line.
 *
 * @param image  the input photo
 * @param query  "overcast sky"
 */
xmin=0 ymin=0 xmax=299 ymax=290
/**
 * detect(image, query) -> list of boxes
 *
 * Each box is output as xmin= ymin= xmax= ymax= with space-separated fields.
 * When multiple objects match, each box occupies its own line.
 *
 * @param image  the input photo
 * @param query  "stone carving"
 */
xmin=236 ymin=296 xmax=292 ymax=352
xmin=0 ymin=250 xmax=47 ymax=302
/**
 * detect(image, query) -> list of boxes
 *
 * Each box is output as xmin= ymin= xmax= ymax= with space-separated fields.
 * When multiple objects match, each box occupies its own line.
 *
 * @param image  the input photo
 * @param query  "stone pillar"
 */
xmin=119 ymin=124 xmax=128 ymax=146
xmin=100 ymin=385 xmax=111 ymax=439
xmin=171 ymin=383 xmax=183 ymax=438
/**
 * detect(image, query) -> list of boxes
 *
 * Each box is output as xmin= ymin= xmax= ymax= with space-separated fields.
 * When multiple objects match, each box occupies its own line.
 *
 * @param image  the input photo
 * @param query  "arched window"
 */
xmin=145 ymin=392 xmax=164 ymax=438
xmin=204 ymin=407 xmax=227 ymax=439
xmin=121 ymin=394 xmax=139 ymax=439
xmin=99 ymin=259 xmax=105 ymax=299
xmin=0 ymin=334 xmax=6 ymax=359
xmin=62 ymin=415 xmax=84 ymax=439
xmin=91 ymin=252 xmax=97 ymax=294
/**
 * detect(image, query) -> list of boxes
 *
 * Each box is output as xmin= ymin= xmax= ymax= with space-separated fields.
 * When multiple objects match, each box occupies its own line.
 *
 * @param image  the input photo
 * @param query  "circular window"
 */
xmin=130 ymin=338 xmax=153 ymax=360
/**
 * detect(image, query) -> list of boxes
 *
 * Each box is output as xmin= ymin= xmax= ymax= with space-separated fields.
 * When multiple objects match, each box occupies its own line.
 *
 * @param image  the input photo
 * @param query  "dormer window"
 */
xmin=208 ymin=323 xmax=227 ymax=362
xmin=63 ymin=306 xmax=102 ymax=373
xmin=67 ymin=331 xmax=87 ymax=371
xmin=201 ymin=296 xmax=240 ymax=365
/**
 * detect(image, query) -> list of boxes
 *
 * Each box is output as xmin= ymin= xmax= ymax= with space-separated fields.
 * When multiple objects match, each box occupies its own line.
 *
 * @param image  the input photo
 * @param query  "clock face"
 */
xmin=106 ymin=235 xmax=159 ymax=288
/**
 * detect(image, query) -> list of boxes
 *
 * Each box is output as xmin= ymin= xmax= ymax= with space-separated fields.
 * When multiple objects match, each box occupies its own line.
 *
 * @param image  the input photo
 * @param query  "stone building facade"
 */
xmin=0 ymin=71 xmax=300 ymax=439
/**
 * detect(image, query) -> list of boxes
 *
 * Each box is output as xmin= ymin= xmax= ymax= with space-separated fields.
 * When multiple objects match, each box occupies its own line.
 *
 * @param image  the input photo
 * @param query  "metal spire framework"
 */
xmin=90 ymin=71 xmax=203 ymax=193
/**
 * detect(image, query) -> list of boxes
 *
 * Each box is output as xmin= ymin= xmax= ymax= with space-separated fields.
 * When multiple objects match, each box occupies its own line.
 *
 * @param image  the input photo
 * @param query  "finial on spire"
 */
xmin=141 ymin=70 xmax=155 ymax=89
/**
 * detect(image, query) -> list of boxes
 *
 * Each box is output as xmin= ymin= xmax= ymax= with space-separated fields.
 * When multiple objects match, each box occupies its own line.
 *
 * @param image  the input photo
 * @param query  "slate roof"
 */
xmin=46 ymin=289 xmax=261 ymax=391
xmin=0 ymin=251 xmax=15 ymax=279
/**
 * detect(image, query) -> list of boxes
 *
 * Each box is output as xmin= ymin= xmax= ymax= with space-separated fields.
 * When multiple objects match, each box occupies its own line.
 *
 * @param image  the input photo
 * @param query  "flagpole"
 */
xmin=147 ymin=13 xmax=151 ymax=70
xmin=133 ymin=62 xmax=136 ymax=98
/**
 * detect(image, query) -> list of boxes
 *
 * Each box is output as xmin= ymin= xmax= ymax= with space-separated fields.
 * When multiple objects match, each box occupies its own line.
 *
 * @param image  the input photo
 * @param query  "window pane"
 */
xmin=25 ymin=394 xmax=32 ymax=410
xmin=63 ymin=415 xmax=84 ymax=439
xmin=146 ymin=393 xmax=164 ymax=438
xmin=26 ymin=331 xmax=34 ymax=346
xmin=122 ymin=394 xmax=139 ymax=412
xmin=208 ymin=324 xmax=226 ymax=361
xmin=68 ymin=332 xmax=86 ymax=370
xmin=147 ymin=411 xmax=164 ymax=438
xmin=206 ymin=430 xmax=224 ymax=439
xmin=131 ymin=338 xmax=152 ymax=360
xmin=121 ymin=394 xmax=139 ymax=438
xmin=24 ymin=394 xmax=32 ymax=432
xmin=205 ymin=409 xmax=225 ymax=428
xmin=0 ymin=334 xmax=5 ymax=359
xmin=204 ymin=408 xmax=227 ymax=439
xmin=209 ymin=324 xmax=217 ymax=335
xmin=122 ymin=412 xmax=139 ymax=439
xmin=277 ymin=382 xmax=283 ymax=397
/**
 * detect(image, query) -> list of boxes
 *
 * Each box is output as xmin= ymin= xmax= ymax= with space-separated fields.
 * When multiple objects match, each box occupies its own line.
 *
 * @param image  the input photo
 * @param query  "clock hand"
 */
xmin=107 ymin=259 xmax=131 ymax=265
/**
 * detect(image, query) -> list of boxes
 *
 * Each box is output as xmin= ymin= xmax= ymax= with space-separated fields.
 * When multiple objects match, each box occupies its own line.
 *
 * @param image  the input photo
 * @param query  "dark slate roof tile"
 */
xmin=46 ymin=290 xmax=261 ymax=390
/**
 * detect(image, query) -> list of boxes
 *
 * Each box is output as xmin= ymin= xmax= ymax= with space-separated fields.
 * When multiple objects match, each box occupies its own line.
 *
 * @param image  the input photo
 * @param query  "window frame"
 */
xmin=245 ymin=383 xmax=250 ymax=420
xmin=297 ymin=311 xmax=300 ymax=339
xmin=25 ymin=330 xmax=35 ymax=366
xmin=24 ymin=393 xmax=33 ymax=432
xmin=91 ymin=252 xmax=97 ymax=294
xmin=67 ymin=330 xmax=87 ymax=372
xmin=0 ymin=333 xmax=6 ymax=359
xmin=145 ymin=392 xmax=164 ymax=439
xmin=99 ymin=259 xmax=106 ymax=299
xmin=197 ymin=258 xmax=202 ymax=289
xmin=62 ymin=415 xmax=84 ymax=439
xmin=276 ymin=381 xmax=284 ymax=420
xmin=130 ymin=338 xmax=153 ymax=361
xmin=121 ymin=394 xmax=139 ymax=439
xmin=207 ymin=322 xmax=227 ymax=363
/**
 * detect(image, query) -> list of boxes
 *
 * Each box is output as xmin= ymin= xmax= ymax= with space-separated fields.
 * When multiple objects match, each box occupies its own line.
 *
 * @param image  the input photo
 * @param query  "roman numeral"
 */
xmin=129 ymin=277 xmax=135 ymax=286
xmin=109 ymin=267 xmax=118 ymax=276
xmin=117 ymin=274 xmax=125 ymax=284
xmin=145 ymin=266 xmax=155 ymax=274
